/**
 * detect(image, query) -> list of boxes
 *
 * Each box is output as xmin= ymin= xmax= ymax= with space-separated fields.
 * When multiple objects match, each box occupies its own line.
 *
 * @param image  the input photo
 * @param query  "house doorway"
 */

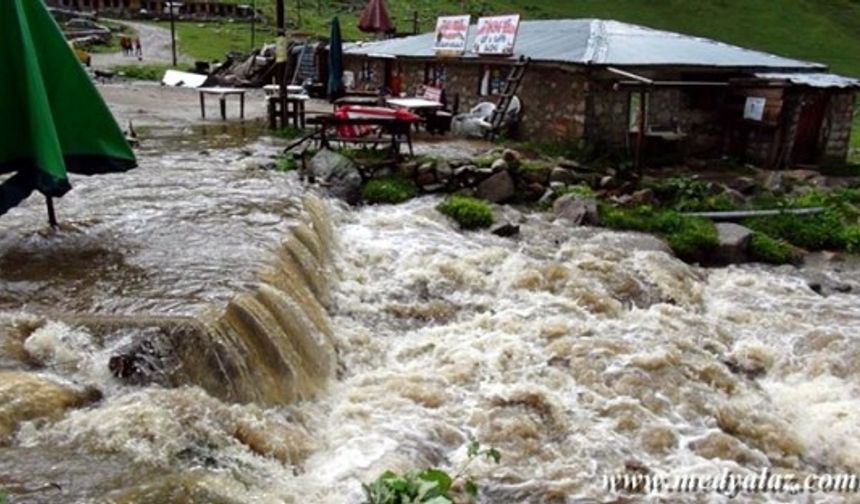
xmin=792 ymin=93 xmax=829 ymax=164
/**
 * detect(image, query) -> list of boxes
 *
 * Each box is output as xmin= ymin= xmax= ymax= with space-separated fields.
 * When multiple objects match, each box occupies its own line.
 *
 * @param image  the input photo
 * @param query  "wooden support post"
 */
xmin=169 ymin=0 xmax=177 ymax=67
xmin=635 ymin=86 xmax=646 ymax=182
xmin=46 ymin=196 xmax=58 ymax=229
xmin=413 ymin=11 xmax=419 ymax=34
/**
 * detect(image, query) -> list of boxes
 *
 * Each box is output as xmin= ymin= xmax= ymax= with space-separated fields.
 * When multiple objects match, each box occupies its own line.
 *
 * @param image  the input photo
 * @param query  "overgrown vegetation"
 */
xmin=362 ymin=441 xmax=501 ymax=504
xmin=438 ymin=195 xmax=494 ymax=230
xmin=599 ymin=204 xmax=719 ymax=260
xmin=362 ymin=176 xmax=418 ymax=204
xmin=649 ymin=176 xmax=739 ymax=212
xmin=276 ymin=156 xmax=298 ymax=172
xmin=749 ymin=233 xmax=799 ymax=265
xmin=743 ymin=189 xmax=860 ymax=254
xmin=0 ymin=488 xmax=7 ymax=504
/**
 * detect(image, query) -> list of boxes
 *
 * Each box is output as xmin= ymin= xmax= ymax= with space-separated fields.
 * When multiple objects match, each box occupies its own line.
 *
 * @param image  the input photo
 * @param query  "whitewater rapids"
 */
xmin=2 ymin=193 xmax=860 ymax=503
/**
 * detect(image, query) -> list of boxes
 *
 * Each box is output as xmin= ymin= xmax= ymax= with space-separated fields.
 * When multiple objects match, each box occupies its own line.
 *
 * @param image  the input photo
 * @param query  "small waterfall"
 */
xmin=171 ymin=193 xmax=339 ymax=406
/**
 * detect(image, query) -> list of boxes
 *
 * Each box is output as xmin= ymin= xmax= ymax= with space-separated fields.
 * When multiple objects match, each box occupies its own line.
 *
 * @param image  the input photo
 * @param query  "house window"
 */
xmin=629 ymin=91 xmax=650 ymax=132
xmin=359 ymin=60 xmax=376 ymax=84
xmin=424 ymin=63 xmax=447 ymax=88
xmin=479 ymin=65 xmax=506 ymax=96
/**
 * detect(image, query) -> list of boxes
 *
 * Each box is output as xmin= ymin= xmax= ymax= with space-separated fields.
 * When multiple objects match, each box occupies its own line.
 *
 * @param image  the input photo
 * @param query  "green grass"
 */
xmin=599 ymin=205 xmax=719 ymax=260
xmin=749 ymin=233 xmax=798 ymax=265
xmin=438 ymin=195 xmax=494 ymax=230
xmin=243 ymin=0 xmax=860 ymax=77
xmin=362 ymin=176 xmax=418 ymax=204
xmin=153 ymin=21 xmax=275 ymax=61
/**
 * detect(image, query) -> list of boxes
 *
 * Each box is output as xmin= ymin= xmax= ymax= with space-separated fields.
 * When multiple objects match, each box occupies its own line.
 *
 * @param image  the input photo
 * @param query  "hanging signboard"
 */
xmin=433 ymin=15 xmax=471 ymax=56
xmin=743 ymin=97 xmax=767 ymax=121
xmin=472 ymin=14 xmax=520 ymax=55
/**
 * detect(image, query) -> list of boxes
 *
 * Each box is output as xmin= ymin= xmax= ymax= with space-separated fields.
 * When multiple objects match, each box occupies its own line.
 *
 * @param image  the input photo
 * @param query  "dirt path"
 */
xmin=92 ymin=20 xmax=190 ymax=69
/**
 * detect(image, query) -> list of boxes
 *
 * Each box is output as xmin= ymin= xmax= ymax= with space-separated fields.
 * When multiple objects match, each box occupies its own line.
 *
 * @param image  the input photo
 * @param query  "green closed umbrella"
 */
xmin=0 ymin=0 xmax=137 ymax=226
xmin=327 ymin=17 xmax=345 ymax=101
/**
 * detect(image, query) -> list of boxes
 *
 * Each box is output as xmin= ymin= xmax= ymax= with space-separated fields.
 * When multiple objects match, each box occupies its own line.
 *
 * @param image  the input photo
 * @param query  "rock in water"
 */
xmin=308 ymin=150 xmax=362 ymax=205
xmin=0 ymin=371 xmax=102 ymax=444
xmin=714 ymin=223 xmax=753 ymax=265
xmin=492 ymin=222 xmax=520 ymax=238
xmin=553 ymin=193 xmax=598 ymax=226
xmin=477 ymin=171 xmax=515 ymax=203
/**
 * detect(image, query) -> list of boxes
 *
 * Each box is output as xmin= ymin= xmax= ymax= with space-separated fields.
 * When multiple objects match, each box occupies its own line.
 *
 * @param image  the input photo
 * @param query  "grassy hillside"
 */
xmin=219 ymin=0 xmax=860 ymax=77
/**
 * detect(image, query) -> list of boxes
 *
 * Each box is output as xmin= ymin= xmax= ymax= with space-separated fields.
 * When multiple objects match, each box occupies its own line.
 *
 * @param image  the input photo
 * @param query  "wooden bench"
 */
xmin=305 ymin=115 xmax=417 ymax=157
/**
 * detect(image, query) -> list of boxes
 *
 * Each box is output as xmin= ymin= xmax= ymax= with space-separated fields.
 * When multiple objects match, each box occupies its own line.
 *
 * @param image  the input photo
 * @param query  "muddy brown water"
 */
xmin=0 ymin=126 xmax=859 ymax=503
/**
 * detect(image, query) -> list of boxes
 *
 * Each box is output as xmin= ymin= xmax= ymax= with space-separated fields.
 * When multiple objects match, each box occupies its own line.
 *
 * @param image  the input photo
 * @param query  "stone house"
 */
xmin=343 ymin=19 xmax=859 ymax=168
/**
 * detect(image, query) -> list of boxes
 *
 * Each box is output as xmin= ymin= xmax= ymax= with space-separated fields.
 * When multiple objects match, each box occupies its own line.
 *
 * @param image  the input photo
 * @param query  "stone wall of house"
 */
xmin=821 ymin=91 xmax=855 ymax=163
xmin=587 ymin=78 xmax=726 ymax=158
xmin=343 ymin=56 xmax=589 ymax=142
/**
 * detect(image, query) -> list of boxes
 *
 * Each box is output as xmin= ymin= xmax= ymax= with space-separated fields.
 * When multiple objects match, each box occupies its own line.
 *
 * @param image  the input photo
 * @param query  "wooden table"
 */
xmin=334 ymin=95 xmax=382 ymax=110
xmin=263 ymin=84 xmax=305 ymax=96
xmin=306 ymin=114 xmax=417 ymax=156
xmin=198 ymin=87 xmax=246 ymax=120
xmin=386 ymin=97 xmax=444 ymax=111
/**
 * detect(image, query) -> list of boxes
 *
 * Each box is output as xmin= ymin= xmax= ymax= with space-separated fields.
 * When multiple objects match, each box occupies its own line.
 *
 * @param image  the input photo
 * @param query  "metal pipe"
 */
xmin=607 ymin=66 xmax=653 ymax=84
xmin=169 ymin=0 xmax=177 ymax=66
xmin=684 ymin=207 xmax=826 ymax=220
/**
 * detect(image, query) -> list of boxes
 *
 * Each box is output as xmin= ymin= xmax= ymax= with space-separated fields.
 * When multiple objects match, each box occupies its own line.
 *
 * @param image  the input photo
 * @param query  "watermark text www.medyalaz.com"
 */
xmin=603 ymin=468 xmax=859 ymax=498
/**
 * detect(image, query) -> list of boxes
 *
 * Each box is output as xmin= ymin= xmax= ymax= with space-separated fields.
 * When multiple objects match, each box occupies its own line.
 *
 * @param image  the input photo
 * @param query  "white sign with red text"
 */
xmin=434 ymin=15 xmax=471 ymax=56
xmin=472 ymin=15 xmax=520 ymax=55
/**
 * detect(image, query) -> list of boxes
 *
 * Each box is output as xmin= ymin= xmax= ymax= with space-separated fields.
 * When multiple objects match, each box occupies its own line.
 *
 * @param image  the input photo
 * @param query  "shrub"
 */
xmin=438 ymin=195 xmax=494 ymax=230
xmin=112 ymin=64 xmax=181 ymax=81
xmin=363 ymin=441 xmax=500 ymax=504
xmin=745 ymin=210 xmax=846 ymax=251
xmin=362 ymin=176 xmax=417 ymax=204
xmin=275 ymin=156 xmax=297 ymax=172
xmin=749 ymin=233 xmax=798 ymax=265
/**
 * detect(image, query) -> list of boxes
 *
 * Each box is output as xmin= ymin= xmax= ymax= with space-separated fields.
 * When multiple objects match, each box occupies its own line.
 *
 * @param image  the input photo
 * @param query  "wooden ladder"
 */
xmin=486 ymin=56 xmax=530 ymax=140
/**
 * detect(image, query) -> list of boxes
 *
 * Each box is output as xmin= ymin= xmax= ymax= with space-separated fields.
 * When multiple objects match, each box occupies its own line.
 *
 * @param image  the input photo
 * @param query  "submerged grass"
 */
xmin=438 ymin=195 xmax=494 ymax=230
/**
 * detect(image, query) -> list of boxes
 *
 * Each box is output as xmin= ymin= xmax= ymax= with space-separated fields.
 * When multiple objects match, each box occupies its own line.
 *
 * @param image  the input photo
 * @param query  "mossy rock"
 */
xmin=438 ymin=195 xmax=494 ymax=230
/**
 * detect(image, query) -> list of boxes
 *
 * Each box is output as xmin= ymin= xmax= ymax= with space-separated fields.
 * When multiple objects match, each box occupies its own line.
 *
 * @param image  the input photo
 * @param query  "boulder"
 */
xmin=553 ymin=193 xmax=598 ymax=226
xmin=435 ymin=161 xmax=453 ymax=183
xmin=308 ymin=150 xmax=362 ymax=205
xmin=730 ymin=176 xmax=759 ymax=195
xmin=491 ymin=222 xmax=520 ymax=238
xmin=502 ymin=149 xmax=522 ymax=165
xmin=477 ymin=170 xmax=515 ymax=203
xmin=490 ymin=158 xmax=508 ymax=173
xmin=549 ymin=167 xmax=578 ymax=186
xmin=415 ymin=162 xmax=437 ymax=187
xmin=714 ymin=223 xmax=753 ymax=265
xmin=629 ymin=188 xmax=654 ymax=206
xmin=397 ymin=161 xmax=418 ymax=179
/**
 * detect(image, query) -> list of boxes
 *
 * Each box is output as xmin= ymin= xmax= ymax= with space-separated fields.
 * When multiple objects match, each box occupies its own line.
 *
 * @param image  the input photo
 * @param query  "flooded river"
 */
xmin=1 ymin=126 xmax=859 ymax=503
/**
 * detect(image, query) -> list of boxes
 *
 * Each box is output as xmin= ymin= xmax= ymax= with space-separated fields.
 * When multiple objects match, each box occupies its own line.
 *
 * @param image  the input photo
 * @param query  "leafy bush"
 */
xmin=838 ymin=225 xmax=860 ymax=253
xmin=749 ymin=233 xmax=798 ymax=265
xmin=363 ymin=441 xmax=501 ymax=504
xmin=275 ymin=156 xmax=297 ymax=172
xmin=600 ymin=204 xmax=719 ymax=260
xmin=438 ymin=195 xmax=494 ymax=230
xmin=745 ymin=210 xmax=846 ymax=251
xmin=362 ymin=176 xmax=418 ymax=204
xmin=650 ymin=176 xmax=719 ymax=211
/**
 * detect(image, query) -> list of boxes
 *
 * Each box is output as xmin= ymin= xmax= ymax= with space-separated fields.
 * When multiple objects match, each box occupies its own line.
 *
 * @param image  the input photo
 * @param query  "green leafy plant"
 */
xmin=362 ymin=441 xmax=501 ymax=504
xmin=749 ymin=232 xmax=798 ymax=265
xmin=276 ymin=156 xmax=298 ymax=172
xmin=438 ymin=195 xmax=494 ymax=230
xmin=362 ymin=176 xmax=418 ymax=204
xmin=0 ymin=488 xmax=7 ymax=504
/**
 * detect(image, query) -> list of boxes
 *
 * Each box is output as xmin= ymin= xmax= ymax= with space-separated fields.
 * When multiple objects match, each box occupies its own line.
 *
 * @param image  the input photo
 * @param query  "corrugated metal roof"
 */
xmin=754 ymin=72 xmax=860 ymax=88
xmin=345 ymin=19 xmax=826 ymax=70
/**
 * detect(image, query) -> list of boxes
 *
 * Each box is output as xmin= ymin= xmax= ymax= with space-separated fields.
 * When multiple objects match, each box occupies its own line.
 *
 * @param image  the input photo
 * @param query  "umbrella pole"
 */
xmin=45 ymin=196 xmax=59 ymax=229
